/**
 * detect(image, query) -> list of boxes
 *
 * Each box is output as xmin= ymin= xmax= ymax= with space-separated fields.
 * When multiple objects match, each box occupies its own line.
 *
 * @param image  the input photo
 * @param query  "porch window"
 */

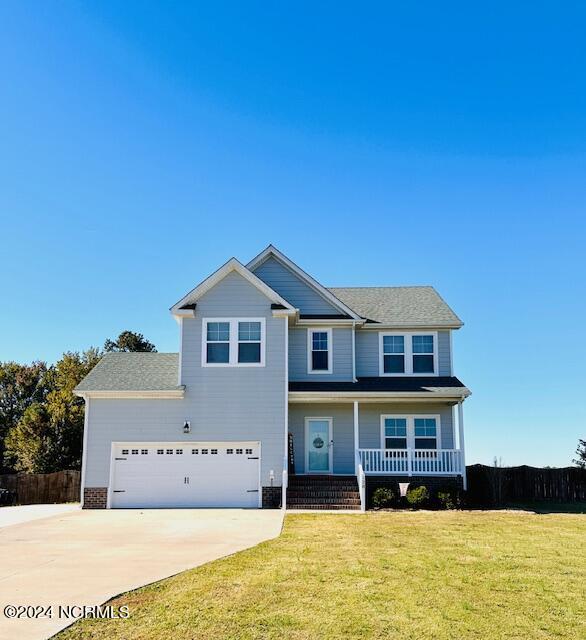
xmin=238 ymin=321 xmax=261 ymax=363
xmin=414 ymin=418 xmax=438 ymax=449
xmin=308 ymin=328 xmax=332 ymax=373
xmin=206 ymin=322 xmax=230 ymax=363
xmin=383 ymin=418 xmax=407 ymax=449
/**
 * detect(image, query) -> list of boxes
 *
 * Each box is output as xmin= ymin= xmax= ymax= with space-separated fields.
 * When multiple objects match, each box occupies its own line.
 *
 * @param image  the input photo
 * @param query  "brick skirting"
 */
xmin=83 ymin=487 xmax=108 ymax=509
xmin=365 ymin=475 xmax=463 ymax=509
xmin=262 ymin=486 xmax=282 ymax=508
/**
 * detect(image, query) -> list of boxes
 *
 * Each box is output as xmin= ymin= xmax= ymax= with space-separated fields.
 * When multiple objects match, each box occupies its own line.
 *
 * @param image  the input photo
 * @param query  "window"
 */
xmin=121 ymin=449 xmax=129 ymax=455
xmin=381 ymin=415 xmax=440 ymax=450
xmin=157 ymin=449 xmax=164 ymax=454
xmin=226 ymin=448 xmax=234 ymax=454
xmin=203 ymin=318 xmax=265 ymax=366
xmin=412 ymin=335 xmax=434 ymax=373
xmin=166 ymin=449 xmax=173 ymax=454
xmin=206 ymin=321 xmax=230 ymax=364
xmin=246 ymin=448 xmax=253 ymax=455
xmin=141 ymin=449 xmax=148 ymax=455
xmin=414 ymin=418 xmax=438 ymax=449
xmin=176 ymin=449 xmax=183 ymax=455
xmin=308 ymin=328 xmax=333 ymax=373
xmin=131 ymin=449 xmax=138 ymax=455
xmin=192 ymin=449 xmax=199 ymax=454
xmin=202 ymin=449 xmax=208 ymax=454
xmin=238 ymin=321 xmax=261 ymax=363
xmin=382 ymin=336 xmax=405 ymax=374
xmin=236 ymin=448 xmax=243 ymax=454
xmin=211 ymin=448 xmax=218 ymax=454
xmin=383 ymin=418 xmax=407 ymax=449
xmin=379 ymin=332 xmax=437 ymax=376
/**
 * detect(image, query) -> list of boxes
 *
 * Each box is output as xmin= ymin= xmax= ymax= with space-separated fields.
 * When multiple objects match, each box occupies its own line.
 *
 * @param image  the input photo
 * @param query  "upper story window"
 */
xmin=307 ymin=328 xmax=332 ymax=374
xmin=202 ymin=318 xmax=265 ymax=367
xmin=379 ymin=332 xmax=437 ymax=376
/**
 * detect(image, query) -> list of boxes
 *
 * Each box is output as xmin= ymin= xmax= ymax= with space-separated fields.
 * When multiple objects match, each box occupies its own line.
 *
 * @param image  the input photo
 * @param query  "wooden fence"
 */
xmin=466 ymin=464 xmax=586 ymax=506
xmin=0 ymin=470 xmax=80 ymax=505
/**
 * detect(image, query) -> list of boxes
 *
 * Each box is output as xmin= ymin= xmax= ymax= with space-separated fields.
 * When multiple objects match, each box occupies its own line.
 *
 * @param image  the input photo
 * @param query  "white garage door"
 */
xmin=110 ymin=442 xmax=260 ymax=508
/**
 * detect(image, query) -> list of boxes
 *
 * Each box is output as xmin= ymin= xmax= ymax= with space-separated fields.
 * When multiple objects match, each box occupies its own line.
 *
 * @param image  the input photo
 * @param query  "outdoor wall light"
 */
xmin=183 ymin=421 xmax=191 ymax=434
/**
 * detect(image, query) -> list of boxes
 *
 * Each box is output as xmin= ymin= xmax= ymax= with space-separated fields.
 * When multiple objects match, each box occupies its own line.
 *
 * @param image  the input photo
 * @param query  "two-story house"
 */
xmin=75 ymin=246 xmax=470 ymax=510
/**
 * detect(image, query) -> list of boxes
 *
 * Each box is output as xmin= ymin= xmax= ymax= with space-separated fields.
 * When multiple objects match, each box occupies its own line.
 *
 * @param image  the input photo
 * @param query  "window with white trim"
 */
xmin=202 ymin=318 xmax=265 ymax=366
xmin=379 ymin=332 xmax=437 ymax=375
xmin=381 ymin=414 xmax=440 ymax=450
xmin=413 ymin=418 xmax=438 ymax=449
xmin=383 ymin=417 xmax=408 ymax=449
xmin=307 ymin=328 xmax=332 ymax=374
xmin=238 ymin=321 xmax=261 ymax=363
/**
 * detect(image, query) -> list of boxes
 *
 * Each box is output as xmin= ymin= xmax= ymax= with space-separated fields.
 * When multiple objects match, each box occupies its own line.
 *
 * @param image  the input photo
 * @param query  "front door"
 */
xmin=306 ymin=418 xmax=333 ymax=473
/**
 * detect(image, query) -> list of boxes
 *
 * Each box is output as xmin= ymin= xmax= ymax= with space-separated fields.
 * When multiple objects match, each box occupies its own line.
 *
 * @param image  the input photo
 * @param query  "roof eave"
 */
xmin=75 ymin=387 xmax=186 ymax=399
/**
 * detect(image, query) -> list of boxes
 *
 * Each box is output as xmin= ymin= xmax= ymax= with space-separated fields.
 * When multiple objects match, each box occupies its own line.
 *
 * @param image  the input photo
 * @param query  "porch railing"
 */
xmin=358 ymin=448 xmax=463 ymax=476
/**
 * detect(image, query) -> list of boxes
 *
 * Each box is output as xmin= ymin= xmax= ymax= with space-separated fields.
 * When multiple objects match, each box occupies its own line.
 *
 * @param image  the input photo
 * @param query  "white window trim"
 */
xmin=378 ymin=331 xmax=438 ymax=376
xmin=380 ymin=414 xmax=442 ymax=450
xmin=307 ymin=328 xmax=333 ymax=374
xmin=201 ymin=318 xmax=266 ymax=367
xmin=305 ymin=417 xmax=334 ymax=474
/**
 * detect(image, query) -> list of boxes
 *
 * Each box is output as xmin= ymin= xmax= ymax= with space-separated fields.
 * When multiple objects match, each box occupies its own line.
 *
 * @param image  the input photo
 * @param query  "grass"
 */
xmin=58 ymin=511 xmax=586 ymax=640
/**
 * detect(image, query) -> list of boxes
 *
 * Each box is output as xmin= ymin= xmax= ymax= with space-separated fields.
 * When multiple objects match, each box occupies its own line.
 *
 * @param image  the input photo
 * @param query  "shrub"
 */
xmin=436 ymin=486 xmax=462 ymax=510
xmin=372 ymin=486 xmax=398 ymax=509
xmin=406 ymin=485 xmax=430 ymax=508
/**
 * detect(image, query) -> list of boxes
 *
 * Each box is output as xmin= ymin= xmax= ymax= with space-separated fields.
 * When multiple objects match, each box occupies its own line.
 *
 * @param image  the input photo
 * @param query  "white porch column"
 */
xmin=458 ymin=400 xmax=467 ymax=491
xmin=353 ymin=401 xmax=359 ymax=474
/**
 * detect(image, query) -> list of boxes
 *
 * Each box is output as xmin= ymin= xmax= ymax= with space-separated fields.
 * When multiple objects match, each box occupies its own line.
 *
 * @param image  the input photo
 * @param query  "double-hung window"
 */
xmin=382 ymin=335 xmax=405 ymax=373
xmin=206 ymin=322 xmax=230 ymax=364
xmin=307 ymin=328 xmax=332 ymax=374
xmin=383 ymin=417 xmax=408 ymax=449
xmin=202 ymin=318 xmax=265 ymax=366
xmin=379 ymin=332 xmax=437 ymax=375
xmin=238 ymin=321 xmax=262 ymax=363
xmin=413 ymin=417 xmax=438 ymax=449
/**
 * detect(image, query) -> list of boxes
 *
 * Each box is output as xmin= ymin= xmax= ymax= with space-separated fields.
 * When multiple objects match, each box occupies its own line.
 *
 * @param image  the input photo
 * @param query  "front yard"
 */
xmin=58 ymin=511 xmax=586 ymax=640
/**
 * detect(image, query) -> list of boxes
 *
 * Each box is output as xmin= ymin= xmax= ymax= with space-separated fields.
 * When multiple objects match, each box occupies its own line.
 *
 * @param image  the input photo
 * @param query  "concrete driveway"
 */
xmin=0 ymin=508 xmax=284 ymax=640
xmin=0 ymin=504 xmax=79 ymax=529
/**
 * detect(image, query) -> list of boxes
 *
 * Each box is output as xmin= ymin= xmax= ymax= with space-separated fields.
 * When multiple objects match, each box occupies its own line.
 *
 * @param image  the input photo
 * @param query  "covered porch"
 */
xmin=288 ymin=399 xmax=466 ymax=477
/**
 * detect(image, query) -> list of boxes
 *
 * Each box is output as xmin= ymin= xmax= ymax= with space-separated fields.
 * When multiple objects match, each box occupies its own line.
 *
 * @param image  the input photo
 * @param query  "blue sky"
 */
xmin=1 ymin=2 xmax=585 ymax=467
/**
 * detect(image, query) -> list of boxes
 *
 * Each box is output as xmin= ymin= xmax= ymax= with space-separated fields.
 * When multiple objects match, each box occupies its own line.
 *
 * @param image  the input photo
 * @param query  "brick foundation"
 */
xmin=262 ymin=486 xmax=282 ymax=508
xmin=83 ymin=487 xmax=108 ymax=509
xmin=365 ymin=476 xmax=463 ymax=509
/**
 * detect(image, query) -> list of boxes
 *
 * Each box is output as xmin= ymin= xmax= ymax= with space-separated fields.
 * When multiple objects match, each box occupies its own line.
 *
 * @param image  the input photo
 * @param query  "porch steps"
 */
xmin=286 ymin=475 xmax=361 ymax=510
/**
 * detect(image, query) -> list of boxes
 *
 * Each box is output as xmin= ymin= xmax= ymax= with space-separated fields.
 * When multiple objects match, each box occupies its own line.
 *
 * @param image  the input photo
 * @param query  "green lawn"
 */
xmin=58 ymin=511 xmax=586 ymax=640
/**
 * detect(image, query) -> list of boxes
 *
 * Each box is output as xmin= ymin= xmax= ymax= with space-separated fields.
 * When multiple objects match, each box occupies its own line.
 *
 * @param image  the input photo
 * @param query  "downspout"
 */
xmin=351 ymin=321 xmax=357 ymax=382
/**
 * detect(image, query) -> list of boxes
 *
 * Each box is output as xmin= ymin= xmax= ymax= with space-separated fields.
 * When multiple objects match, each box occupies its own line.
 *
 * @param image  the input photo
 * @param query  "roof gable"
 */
xmin=247 ymin=245 xmax=361 ymax=319
xmin=170 ymin=257 xmax=295 ymax=315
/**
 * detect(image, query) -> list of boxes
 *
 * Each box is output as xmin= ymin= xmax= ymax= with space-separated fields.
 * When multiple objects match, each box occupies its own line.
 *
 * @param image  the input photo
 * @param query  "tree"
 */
xmin=4 ymin=349 xmax=101 ymax=473
xmin=104 ymin=330 xmax=156 ymax=353
xmin=574 ymin=439 xmax=586 ymax=469
xmin=0 ymin=361 xmax=49 ymax=472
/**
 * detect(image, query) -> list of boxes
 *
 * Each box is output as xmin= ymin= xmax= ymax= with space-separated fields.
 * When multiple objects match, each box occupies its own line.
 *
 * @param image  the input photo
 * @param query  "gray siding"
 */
xmin=85 ymin=271 xmax=286 ymax=489
xmin=252 ymin=255 xmax=340 ymax=314
xmin=355 ymin=330 xmax=452 ymax=377
xmin=289 ymin=327 xmax=353 ymax=381
xmin=288 ymin=403 xmax=354 ymax=474
xmin=437 ymin=331 xmax=452 ymax=375
xmin=355 ymin=330 xmax=379 ymax=377
xmin=358 ymin=403 xmax=455 ymax=449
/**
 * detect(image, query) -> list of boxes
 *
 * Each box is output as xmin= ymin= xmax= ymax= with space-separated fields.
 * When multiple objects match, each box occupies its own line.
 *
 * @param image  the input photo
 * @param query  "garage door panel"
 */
xmin=110 ymin=442 xmax=261 ymax=509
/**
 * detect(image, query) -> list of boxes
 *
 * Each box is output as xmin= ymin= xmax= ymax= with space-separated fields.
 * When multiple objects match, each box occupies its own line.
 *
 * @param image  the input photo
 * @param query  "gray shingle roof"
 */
xmin=75 ymin=353 xmax=181 ymax=392
xmin=328 ymin=286 xmax=463 ymax=327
